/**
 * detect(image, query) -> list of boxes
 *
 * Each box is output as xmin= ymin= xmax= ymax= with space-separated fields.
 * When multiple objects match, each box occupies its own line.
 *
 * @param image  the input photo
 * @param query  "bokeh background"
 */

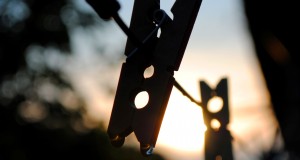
xmin=1 ymin=0 xmax=294 ymax=159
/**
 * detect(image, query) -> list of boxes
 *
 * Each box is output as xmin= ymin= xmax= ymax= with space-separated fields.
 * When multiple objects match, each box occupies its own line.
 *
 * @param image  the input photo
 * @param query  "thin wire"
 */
xmin=174 ymin=80 xmax=202 ymax=107
xmin=113 ymin=14 xmax=142 ymax=47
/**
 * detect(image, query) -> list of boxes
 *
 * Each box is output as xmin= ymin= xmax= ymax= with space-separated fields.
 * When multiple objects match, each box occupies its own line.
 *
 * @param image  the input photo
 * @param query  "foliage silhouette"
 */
xmin=0 ymin=0 xmax=165 ymax=160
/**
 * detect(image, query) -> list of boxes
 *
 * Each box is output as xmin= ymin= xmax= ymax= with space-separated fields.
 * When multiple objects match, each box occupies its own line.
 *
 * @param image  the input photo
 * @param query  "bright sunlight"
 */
xmin=157 ymin=88 xmax=206 ymax=152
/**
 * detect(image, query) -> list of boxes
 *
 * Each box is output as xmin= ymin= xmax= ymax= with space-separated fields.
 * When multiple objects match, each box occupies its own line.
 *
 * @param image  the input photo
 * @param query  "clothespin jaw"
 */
xmin=200 ymin=78 xmax=234 ymax=160
xmin=200 ymin=78 xmax=230 ymax=127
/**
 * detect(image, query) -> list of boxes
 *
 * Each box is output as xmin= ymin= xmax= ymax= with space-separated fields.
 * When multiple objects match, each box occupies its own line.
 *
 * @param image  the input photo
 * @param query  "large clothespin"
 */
xmin=86 ymin=0 xmax=202 ymax=156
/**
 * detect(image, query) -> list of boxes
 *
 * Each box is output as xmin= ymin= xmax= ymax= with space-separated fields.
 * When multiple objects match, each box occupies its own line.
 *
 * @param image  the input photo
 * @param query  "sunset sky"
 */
xmin=68 ymin=0 xmax=281 ymax=159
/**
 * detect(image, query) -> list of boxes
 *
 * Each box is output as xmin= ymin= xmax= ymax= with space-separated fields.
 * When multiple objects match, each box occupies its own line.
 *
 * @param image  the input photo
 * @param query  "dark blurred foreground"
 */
xmin=244 ymin=0 xmax=300 ymax=159
xmin=0 ymin=109 xmax=164 ymax=160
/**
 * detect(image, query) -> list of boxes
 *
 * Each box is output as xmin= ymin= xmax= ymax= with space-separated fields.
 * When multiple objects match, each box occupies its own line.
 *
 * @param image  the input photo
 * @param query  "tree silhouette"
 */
xmin=0 ymin=0 xmax=165 ymax=160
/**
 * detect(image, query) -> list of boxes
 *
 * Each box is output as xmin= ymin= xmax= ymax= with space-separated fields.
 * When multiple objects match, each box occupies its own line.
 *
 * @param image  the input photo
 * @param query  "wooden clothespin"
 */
xmin=86 ymin=0 xmax=202 ymax=156
xmin=200 ymin=78 xmax=234 ymax=160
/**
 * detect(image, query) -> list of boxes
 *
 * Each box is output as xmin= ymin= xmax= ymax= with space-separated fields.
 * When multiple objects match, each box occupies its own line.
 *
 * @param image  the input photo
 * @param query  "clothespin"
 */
xmin=86 ymin=0 xmax=202 ymax=156
xmin=200 ymin=78 xmax=234 ymax=160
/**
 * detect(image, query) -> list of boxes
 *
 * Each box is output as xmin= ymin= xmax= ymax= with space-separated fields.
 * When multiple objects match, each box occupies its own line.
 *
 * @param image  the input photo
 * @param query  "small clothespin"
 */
xmin=200 ymin=78 xmax=234 ymax=160
xmin=86 ymin=0 xmax=202 ymax=156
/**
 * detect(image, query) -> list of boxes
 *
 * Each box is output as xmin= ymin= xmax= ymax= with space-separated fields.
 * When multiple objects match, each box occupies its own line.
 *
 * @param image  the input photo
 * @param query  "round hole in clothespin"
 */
xmin=134 ymin=91 xmax=149 ymax=109
xmin=210 ymin=119 xmax=221 ymax=131
xmin=144 ymin=65 xmax=155 ymax=78
xmin=207 ymin=96 xmax=223 ymax=113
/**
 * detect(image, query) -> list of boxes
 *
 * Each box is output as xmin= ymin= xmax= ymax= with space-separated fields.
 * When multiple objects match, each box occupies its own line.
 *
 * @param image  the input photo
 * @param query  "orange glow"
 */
xmin=70 ymin=0 xmax=279 ymax=158
xmin=152 ymin=50 xmax=275 ymax=159
xmin=157 ymin=89 xmax=206 ymax=152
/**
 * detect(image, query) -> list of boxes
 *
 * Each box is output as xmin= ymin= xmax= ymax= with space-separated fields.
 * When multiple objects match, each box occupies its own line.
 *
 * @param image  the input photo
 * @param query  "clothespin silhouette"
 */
xmin=200 ymin=78 xmax=234 ymax=160
xmin=86 ymin=0 xmax=202 ymax=156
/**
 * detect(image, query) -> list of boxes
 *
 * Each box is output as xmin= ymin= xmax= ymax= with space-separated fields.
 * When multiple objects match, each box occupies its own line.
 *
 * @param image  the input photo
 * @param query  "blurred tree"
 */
xmin=0 ymin=0 xmax=165 ymax=159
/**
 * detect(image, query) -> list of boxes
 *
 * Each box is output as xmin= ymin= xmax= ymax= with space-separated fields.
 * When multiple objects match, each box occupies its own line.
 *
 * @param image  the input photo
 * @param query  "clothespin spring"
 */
xmin=114 ymin=10 xmax=169 ymax=59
